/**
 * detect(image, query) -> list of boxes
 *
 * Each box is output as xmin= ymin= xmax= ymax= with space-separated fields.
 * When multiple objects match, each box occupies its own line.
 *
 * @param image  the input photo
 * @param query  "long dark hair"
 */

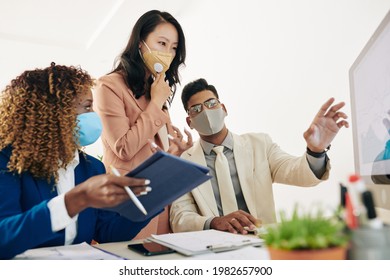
xmin=112 ymin=10 xmax=186 ymax=103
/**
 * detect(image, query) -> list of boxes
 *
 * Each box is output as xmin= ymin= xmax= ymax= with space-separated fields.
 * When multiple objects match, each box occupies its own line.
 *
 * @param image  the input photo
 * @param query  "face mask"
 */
xmin=76 ymin=112 xmax=102 ymax=146
xmin=190 ymin=107 xmax=227 ymax=136
xmin=141 ymin=41 xmax=173 ymax=75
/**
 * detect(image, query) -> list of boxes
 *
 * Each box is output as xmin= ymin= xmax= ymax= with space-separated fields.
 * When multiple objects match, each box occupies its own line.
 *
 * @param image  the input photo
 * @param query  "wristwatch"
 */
xmin=306 ymin=145 xmax=331 ymax=158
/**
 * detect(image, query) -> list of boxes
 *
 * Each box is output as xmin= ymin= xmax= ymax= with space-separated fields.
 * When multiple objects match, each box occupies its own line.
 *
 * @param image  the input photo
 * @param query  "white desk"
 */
xmin=94 ymin=239 xmax=270 ymax=260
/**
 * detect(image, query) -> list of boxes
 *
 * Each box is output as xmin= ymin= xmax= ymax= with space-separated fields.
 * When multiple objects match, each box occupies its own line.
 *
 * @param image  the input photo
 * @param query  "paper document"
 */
xmin=149 ymin=229 xmax=264 ymax=256
xmin=13 ymin=242 xmax=124 ymax=260
xmin=106 ymin=151 xmax=211 ymax=222
xmin=191 ymin=246 xmax=270 ymax=260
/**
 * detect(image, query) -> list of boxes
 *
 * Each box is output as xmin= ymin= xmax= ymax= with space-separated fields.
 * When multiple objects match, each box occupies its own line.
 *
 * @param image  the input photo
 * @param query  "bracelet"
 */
xmin=306 ymin=145 xmax=331 ymax=158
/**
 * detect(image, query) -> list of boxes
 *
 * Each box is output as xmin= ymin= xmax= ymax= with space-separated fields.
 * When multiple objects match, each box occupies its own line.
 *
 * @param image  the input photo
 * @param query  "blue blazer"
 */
xmin=0 ymin=146 xmax=151 ymax=259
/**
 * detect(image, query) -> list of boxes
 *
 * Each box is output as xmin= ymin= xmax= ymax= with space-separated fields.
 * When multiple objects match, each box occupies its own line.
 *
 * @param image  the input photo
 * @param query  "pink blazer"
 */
xmin=94 ymin=72 xmax=173 ymax=239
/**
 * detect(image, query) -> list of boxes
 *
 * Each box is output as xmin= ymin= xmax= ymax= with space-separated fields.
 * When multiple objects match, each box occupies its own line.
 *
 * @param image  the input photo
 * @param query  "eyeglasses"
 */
xmin=187 ymin=98 xmax=220 ymax=116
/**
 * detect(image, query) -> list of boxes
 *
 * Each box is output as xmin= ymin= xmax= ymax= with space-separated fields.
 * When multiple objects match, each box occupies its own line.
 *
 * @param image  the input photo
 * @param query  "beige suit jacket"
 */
xmin=94 ymin=72 xmax=174 ymax=239
xmin=170 ymin=132 xmax=330 ymax=232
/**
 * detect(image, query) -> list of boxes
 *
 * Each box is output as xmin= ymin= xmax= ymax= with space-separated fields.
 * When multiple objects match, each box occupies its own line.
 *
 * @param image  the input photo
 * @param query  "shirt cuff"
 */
xmin=203 ymin=217 xmax=214 ymax=230
xmin=47 ymin=193 xmax=78 ymax=232
xmin=306 ymin=153 xmax=328 ymax=179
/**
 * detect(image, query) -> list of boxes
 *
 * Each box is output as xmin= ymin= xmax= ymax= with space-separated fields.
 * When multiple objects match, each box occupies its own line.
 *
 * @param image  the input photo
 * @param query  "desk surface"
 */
xmin=94 ymin=239 xmax=269 ymax=260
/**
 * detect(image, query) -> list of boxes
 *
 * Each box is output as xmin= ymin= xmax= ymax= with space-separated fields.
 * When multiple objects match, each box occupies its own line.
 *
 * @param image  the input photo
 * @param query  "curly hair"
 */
xmin=0 ymin=62 xmax=94 ymax=183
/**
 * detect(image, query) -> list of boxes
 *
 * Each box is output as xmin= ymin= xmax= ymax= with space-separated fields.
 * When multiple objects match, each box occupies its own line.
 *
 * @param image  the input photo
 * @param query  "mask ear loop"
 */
xmin=138 ymin=42 xmax=156 ymax=79
xmin=138 ymin=48 xmax=148 ymax=67
xmin=138 ymin=40 xmax=148 ymax=64
xmin=142 ymin=40 xmax=152 ymax=53
xmin=141 ymin=40 xmax=164 ymax=74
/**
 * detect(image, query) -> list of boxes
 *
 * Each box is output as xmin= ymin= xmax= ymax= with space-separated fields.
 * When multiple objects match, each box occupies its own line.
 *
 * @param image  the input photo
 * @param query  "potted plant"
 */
xmin=259 ymin=206 xmax=350 ymax=260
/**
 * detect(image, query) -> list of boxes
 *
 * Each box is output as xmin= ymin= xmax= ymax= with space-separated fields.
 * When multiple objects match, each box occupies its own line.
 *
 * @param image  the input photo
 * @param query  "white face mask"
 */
xmin=140 ymin=41 xmax=173 ymax=75
xmin=190 ymin=107 xmax=226 ymax=136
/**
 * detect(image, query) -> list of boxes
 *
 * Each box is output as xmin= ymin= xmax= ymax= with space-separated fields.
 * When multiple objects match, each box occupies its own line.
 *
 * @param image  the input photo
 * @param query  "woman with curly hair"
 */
xmin=94 ymin=10 xmax=193 ymax=239
xmin=0 ymin=63 xmax=153 ymax=259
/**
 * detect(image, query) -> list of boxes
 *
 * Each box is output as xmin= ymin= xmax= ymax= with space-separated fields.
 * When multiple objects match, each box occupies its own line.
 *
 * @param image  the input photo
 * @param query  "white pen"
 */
xmin=206 ymin=240 xmax=252 ymax=251
xmin=109 ymin=165 xmax=148 ymax=216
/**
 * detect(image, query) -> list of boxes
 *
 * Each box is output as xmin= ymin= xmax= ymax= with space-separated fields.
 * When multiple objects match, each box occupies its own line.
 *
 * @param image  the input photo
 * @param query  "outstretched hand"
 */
xmin=303 ymin=97 xmax=349 ymax=152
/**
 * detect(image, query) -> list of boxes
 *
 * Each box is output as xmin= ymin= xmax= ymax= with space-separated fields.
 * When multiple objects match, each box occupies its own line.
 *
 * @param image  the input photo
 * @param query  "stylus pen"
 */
xmin=109 ymin=165 xmax=148 ymax=216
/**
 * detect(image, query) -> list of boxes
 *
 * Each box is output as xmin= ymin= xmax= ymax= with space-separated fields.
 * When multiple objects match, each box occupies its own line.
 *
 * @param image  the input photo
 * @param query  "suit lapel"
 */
xmin=126 ymin=82 xmax=148 ymax=111
xmin=30 ymin=177 xmax=57 ymax=202
xmin=232 ymin=133 xmax=258 ymax=218
xmin=187 ymin=142 xmax=219 ymax=216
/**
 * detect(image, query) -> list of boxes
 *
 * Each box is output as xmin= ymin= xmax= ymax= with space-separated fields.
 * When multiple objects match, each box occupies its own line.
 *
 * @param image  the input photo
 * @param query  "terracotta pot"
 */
xmin=267 ymin=246 xmax=347 ymax=260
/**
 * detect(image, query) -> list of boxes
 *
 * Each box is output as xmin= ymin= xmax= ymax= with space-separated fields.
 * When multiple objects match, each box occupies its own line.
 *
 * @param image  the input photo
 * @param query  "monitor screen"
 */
xmin=349 ymin=10 xmax=390 ymax=210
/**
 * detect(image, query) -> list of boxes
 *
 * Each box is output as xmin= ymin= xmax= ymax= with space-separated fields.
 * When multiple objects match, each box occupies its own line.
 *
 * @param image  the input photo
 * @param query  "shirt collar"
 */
xmin=71 ymin=150 xmax=80 ymax=169
xmin=59 ymin=150 xmax=79 ymax=170
xmin=200 ymin=131 xmax=234 ymax=155
xmin=58 ymin=150 xmax=80 ymax=169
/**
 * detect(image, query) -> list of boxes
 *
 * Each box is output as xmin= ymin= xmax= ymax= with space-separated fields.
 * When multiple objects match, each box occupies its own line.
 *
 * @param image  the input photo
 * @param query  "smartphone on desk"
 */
xmin=127 ymin=240 xmax=175 ymax=256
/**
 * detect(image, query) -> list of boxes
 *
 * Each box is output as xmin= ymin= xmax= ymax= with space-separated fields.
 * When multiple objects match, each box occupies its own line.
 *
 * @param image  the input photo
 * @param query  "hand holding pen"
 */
xmin=110 ymin=165 xmax=150 ymax=215
xmin=64 ymin=172 xmax=151 ymax=218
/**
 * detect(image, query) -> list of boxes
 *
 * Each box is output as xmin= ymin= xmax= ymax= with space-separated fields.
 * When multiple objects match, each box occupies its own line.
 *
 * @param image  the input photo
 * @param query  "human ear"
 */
xmin=186 ymin=116 xmax=193 ymax=129
xmin=221 ymin=104 xmax=228 ymax=116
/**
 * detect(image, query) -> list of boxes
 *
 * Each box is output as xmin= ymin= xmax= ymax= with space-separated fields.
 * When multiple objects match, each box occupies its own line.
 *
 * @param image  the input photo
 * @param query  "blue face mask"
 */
xmin=76 ymin=112 xmax=102 ymax=146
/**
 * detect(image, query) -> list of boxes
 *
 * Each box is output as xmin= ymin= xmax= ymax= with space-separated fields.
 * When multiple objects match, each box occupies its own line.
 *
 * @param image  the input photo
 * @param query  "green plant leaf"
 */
xmin=259 ymin=205 xmax=350 ymax=250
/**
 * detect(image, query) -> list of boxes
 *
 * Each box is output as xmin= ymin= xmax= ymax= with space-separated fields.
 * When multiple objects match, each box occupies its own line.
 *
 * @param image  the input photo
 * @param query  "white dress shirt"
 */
xmin=47 ymin=151 xmax=79 ymax=245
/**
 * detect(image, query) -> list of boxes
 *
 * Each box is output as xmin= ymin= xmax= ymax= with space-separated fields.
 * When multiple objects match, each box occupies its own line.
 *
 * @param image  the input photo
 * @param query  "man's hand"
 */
xmin=210 ymin=210 xmax=259 ymax=234
xmin=303 ymin=97 xmax=349 ymax=152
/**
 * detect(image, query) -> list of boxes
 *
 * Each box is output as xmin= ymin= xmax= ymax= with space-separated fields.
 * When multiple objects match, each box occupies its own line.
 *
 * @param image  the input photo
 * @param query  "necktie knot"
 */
xmin=213 ymin=145 xmax=225 ymax=155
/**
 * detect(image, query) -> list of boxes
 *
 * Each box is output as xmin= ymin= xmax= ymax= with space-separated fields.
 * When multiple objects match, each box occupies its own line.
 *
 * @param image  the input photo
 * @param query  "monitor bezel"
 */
xmin=349 ymin=9 xmax=390 ymax=211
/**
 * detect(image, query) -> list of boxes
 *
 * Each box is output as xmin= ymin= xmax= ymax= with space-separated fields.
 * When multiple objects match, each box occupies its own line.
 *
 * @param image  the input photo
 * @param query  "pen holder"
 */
xmin=347 ymin=225 xmax=390 ymax=259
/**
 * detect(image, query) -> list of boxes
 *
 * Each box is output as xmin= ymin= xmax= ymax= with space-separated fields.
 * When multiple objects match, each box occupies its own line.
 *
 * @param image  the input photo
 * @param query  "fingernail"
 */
xmin=140 ymin=191 xmax=148 ymax=196
xmin=145 ymin=186 xmax=152 ymax=192
xmin=167 ymin=134 xmax=174 ymax=140
xmin=149 ymin=140 xmax=158 ymax=148
xmin=145 ymin=179 xmax=151 ymax=185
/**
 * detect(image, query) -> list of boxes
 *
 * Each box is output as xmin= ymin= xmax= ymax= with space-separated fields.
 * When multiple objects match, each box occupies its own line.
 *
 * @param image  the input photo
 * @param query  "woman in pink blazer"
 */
xmin=94 ymin=10 xmax=192 ymax=239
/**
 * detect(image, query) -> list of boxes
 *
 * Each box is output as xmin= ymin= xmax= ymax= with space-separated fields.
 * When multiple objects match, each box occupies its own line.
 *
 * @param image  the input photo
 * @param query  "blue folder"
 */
xmin=106 ymin=151 xmax=211 ymax=222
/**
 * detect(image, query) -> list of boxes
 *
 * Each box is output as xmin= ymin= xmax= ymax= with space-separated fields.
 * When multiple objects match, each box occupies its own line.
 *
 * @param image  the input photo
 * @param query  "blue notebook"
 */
xmin=106 ymin=151 xmax=211 ymax=222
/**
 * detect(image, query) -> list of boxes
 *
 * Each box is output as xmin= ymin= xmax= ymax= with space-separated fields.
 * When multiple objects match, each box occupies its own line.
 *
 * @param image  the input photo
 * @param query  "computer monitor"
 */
xmin=349 ymin=9 xmax=390 ymax=211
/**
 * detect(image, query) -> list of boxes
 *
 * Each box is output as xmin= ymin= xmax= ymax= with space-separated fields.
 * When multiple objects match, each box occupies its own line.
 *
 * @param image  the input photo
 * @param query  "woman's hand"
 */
xmin=150 ymin=73 xmax=171 ymax=109
xmin=64 ymin=174 xmax=150 ymax=217
xmin=167 ymin=125 xmax=193 ymax=156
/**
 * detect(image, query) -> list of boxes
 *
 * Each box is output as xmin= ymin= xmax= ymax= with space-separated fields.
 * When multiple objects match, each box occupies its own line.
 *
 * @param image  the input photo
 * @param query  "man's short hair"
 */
xmin=181 ymin=78 xmax=219 ymax=111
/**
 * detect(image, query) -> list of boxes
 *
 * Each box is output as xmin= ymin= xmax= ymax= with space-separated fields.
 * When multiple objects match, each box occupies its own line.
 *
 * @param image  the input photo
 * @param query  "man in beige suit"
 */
xmin=170 ymin=78 xmax=349 ymax=234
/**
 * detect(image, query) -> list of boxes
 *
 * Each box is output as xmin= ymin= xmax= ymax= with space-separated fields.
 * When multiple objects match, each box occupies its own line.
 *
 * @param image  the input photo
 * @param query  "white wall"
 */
xmin=173 ymin=0 xmax=390 ymax=217
xmin=1 ymin=0 xmax=390 ymax=217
